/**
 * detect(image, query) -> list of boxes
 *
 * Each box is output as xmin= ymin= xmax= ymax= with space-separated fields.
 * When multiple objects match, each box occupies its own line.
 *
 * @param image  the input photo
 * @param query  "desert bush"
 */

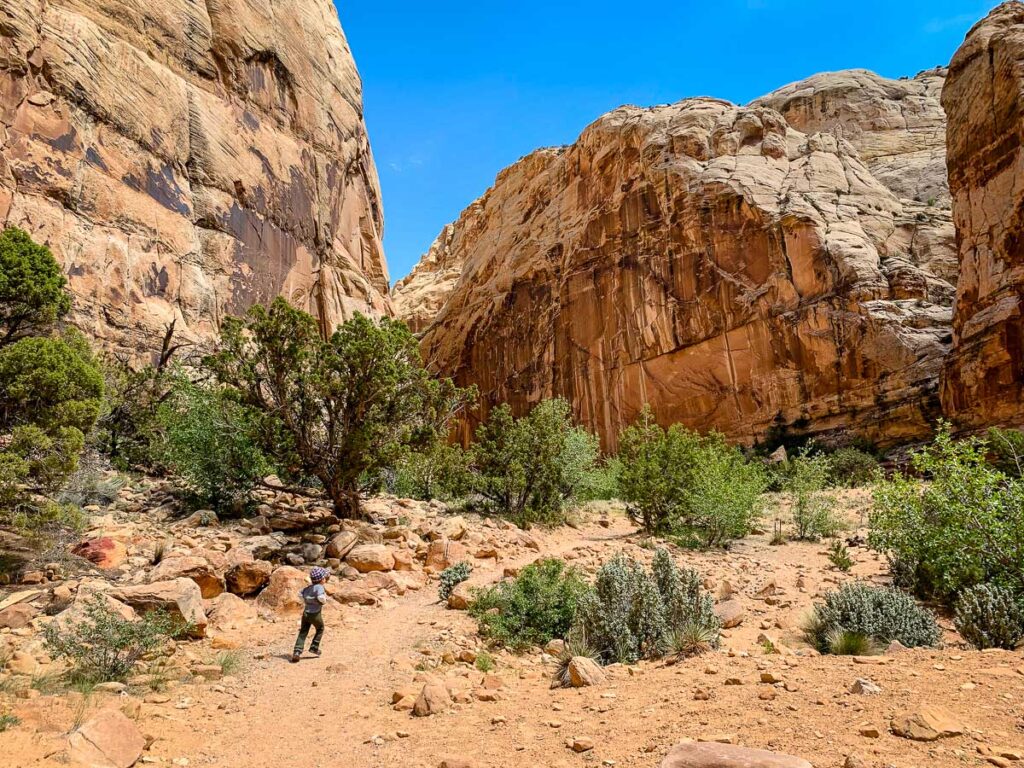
xmin=469 ymin=559 xmax=590 ymax=651
xmin=551 ymin=631 xmax=601 ymax=687
xmin=471 ymin=399 xmax=599 ymax=526
xmin=474 ymin=651 xmax=495 ymax=673
xmin=804 ymin=582 xmax=940 ymax=654
xmin=828 ymin=447 xmax=880 ymax=488
xmin=155 ymin=374 xmax=268 ymax=511
xmin=0 ymin=713 xmax=18 ymax=732
xmin=95 ymin=323 xmax=181 ymax=471
xmin=438 ymin=562 xmax=472 ymax=602
xmin=573 ymin=550 xmax=720 ymax=664
xmin=954 ymin=584 xmax=1024 ymax=650
xmin=617 ymin=407 xmax=765 ymax=546
xmin=785 ymin=450 xmax=840 ymax=541
xmin=205 ymin=299 xmax=474 ymax=518
xmin=391 ymin=441 xmax=472 ymax=502
xmin=42 ymin=596 xmax=190 ymax=683
xmin=827 ymin=540 xmax=854 ymax=572
xmin=0 ymin=226 xmax=71 ymax=347
xmin=987 ymin=427 xmax=1024 ymax=478
xmin=870 ymin=424 xmax=1024 ymax=602
xmin=56 ymin=460 xmax=129 ymax=508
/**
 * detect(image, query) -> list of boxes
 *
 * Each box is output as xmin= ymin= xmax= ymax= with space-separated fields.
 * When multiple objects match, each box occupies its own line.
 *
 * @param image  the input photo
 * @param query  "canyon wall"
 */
xmin=0 ymin=0 xmax=390 ymax=358
xmin=940 ymin=1 xmax=1024 ymax=431
xmin=395 ymin=71 xmax=956 ymax=449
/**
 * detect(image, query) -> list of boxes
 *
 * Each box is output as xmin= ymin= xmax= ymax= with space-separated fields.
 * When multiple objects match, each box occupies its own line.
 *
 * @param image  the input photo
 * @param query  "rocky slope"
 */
xmin=0 ymin=0 xmax=390 ymax=356
xmin=940 ymin=2 xmax=1024 ymax=431
xmin=395 ymin=72 xmax=956 ymax=449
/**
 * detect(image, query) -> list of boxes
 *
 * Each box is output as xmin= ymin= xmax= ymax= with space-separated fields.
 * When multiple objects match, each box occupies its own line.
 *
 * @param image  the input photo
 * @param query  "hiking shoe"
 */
xmin=310 ymin=648 xmax=321 ymax=657
xmin=290 ymin=653 xmax=300 ymax=663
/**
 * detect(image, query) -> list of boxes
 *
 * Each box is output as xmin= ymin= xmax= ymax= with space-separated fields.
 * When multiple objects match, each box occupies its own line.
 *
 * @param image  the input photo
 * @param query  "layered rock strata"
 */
xmin=395 ymin=72 xmax=957 ymax=449
xmin=0 ymin=0 xmax=390 ymax=356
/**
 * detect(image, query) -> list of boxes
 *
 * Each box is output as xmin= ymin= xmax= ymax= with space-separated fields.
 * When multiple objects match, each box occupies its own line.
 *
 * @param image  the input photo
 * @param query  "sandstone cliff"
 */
xmin=940 ymin=1 xmax=1024 ymax=432
xmin=0 ymin=0 xmax=390 ymax=356
xmin=396 ymin=72 xmax=957 ymax=449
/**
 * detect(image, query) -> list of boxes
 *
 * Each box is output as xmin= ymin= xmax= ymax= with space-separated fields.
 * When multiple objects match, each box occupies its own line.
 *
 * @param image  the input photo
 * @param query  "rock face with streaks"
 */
xmin=396 ymin=72 xmax=956 ymax=449
xmin=940 ymin=2 xmax=1024 ymax=431
xmin=0 ymin=0 xmax=390 ymax=356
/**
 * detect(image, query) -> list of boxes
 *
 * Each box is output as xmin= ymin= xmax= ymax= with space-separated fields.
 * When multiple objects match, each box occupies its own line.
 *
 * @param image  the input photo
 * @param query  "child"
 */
xmin=291 ymin=566 xmax=330 ymax=662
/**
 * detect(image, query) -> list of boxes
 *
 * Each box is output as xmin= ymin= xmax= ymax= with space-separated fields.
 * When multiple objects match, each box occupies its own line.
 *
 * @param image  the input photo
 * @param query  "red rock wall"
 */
xmin=0 ymin=0 xmax=390 ymax=358
xmin=941 ymin=1 xmax=1024 ymax=431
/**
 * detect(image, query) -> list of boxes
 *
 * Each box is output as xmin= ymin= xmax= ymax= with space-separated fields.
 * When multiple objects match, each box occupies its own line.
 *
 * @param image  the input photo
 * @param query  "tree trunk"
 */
xmin=326 ymin=479 xmax=363 ymax=520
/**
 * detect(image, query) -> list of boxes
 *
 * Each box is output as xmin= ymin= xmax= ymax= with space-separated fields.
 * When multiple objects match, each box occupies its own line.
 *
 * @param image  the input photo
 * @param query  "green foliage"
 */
xmin=438 ymin=562 xmax=472 ymax=602
xmin=95 ymin=326 xmax=180 ymax=471
xmin=155 ymin=373 xmax=268 ymax=511
xmin=617 ymin=407 xmax=766 ymax=546
xmin=825 ymin=629 xmax=877 ymax=656
xmin=577 ymin=456 xmax=621 ymax=502
xmin=987 ymin=427 xmax=1024 ymax=478
xmin=870 ymin=424 xmax=1024 ymax=602
xmin=469 ymin=559 xmax=590 ymax=651
xmin=828 ymin=447 xmax=880 ymax=488
xmin=471 ymin=399 xmax=598 ymax=526
xmin=0 ymin=713 xmax=19 ymax=732
xmin=953 ymin=584 xmax=1024 ymax=650
xmin=804 ymin=582 xmax=940 ymax=654
xmin=392 ymin=441 xmax=472 ymax=502
xmin=474 ymin=651 xmax=495 ymax=673
xmin=42 ymin=596 xmax=190 ymax=683
xmin=205 ymin=299 xmax=473 ymax=518
xmin=573 ymin=549 xmax=720 ymax=664
xmin=0 ymin=332 xmax=103 ymax=434
xmin=785 ymin=450 xmax=840 ymax=541
xmin=0 ymin=227 xmax=70 ymax=347
xmin=552 ymin=632 xmax=600 ymax=687
xmin=56 ymin=463 xmax=129 ymax=509
xmin=827 ymin=541 xmax=854 ymax=572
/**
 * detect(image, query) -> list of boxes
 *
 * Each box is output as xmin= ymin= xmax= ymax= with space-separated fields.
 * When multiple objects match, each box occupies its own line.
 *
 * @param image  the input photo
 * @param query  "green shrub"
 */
xmin=57 ymin=462 xmax=129 ymax=508
xmin=438 ymin=562 xmax=472 ymax=602
xmin=987 ymin=427 xmax=1024 ymax=478
xmin=828 ymin=447 xmax=879 ymax=488
xmin=469 ymin=559 xmax=590 ymax=651
xmin=573 ymin=549 xmax=720 ymax=664
xmin=474 ymin=651 xmax=495 ymax=673
xmin=786 ymin=450 xmax=840 ymax=541
xmin=205 ymin=299 xmax=473 ymax=518
xmin=870 ymin=424 xmax=1024 ymax=602
xmin=156 ymin=374 xmax=268 ymax=511
xmin=0 ymin=713 xmax=19 ymax=732
xmin=0 ymin=226 xmax=71 ymax=347
xmin=617 ymin=407 xmax=766 ymax=546
xmin=827 ymin=541 xmax=854 ymax=572
xmin=42 ymin=596 xmax=190 ymax=683
xmin=804 ymin=582 xmax=940 ymax=654
xmin=577 ymin=456 xmax=621 ymax=502
xmin=471 ymin=399 xmax=599 ymax=526
xmin=392 ymin=441 xmax=472 ymax=502
xmin=954 ymin=584 xmax=1024 ymax=650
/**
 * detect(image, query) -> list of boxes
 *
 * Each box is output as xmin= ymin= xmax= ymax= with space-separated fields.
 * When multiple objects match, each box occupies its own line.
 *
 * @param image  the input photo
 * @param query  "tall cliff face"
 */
xmin=396 ymin=72 xmax=956 ymax=449
xmin=941 ymin=2 xmax=1024 ymax=431
xmin=0 ymin=0 xmax=390 ymax=356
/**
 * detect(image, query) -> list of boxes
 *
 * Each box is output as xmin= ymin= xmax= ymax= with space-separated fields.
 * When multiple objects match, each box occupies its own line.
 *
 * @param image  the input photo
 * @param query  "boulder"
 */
xmin=255 ymin=566 xmax=308 ymax=615
xmin=567 ymin=657 xmax=606 ymax=688
xmin=660 ymin=742 xmax=813 ymax=768
xmin=71 ymin=537 xmax=128 ymax=570
xmin=346 ymin=545 xmax=395 ymax=573
xmin=891 ymin=706 xmax=966 ymax=741
xmin=412 ymin=682 xmax=452 ymax=717
xmin=325 ymin=531 xmax=359 ymax=560
xmin=206 ymin=593 xmax=257 ymax=632
xmin=0 ymin=602 xmax=38 ymax=629
xmin=150 ymin=556 xmax=225 ymax=599
xmin=226 ymin=560 xmax=274 ymax=597
xmin=329 ymin=581 xmax=377 ymax=606
xmin=112 ymin=579 xmax=207 ymax=638
xmin=714 ymin=600 xmax=745 ymax=629
xmin=68 ymin=708 xmax=145 ymax=768
xmin=446 ymin=582 xmax=473 ymax=611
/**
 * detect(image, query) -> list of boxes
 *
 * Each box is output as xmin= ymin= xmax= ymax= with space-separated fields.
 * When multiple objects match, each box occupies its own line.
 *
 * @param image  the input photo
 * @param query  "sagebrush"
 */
xmin=953 ymin=584 xmax=1024 ymax=650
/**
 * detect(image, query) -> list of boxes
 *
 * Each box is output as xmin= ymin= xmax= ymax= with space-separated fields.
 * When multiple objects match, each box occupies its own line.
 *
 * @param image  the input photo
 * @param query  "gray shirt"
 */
xmin=300 ymin=583 xmax=327 ymax=614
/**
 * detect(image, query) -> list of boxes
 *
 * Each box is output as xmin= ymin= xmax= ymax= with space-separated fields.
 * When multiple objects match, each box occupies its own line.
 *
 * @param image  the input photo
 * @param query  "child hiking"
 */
xmin=291 ymin=566 xmax=330 ymax=662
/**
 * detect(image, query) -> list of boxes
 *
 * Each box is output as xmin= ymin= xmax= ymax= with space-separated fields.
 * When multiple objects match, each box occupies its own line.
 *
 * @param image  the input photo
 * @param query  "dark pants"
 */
xmin=293 ymin=611 xmax=324 ymax=655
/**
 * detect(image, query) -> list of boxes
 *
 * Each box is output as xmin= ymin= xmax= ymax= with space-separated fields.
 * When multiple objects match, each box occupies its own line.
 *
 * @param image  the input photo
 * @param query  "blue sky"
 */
xmin=336 ymin=1 xmax=998 ymax=282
